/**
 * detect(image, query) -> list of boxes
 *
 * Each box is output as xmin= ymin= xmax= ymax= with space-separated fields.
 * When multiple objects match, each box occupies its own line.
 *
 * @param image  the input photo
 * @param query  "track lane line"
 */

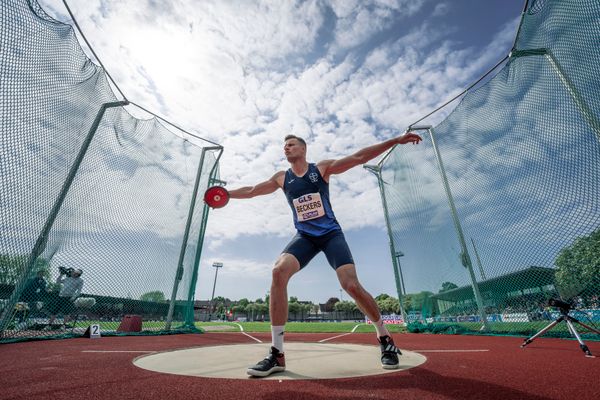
xmin=413 ymin=349 xmax=489 ymax=352
xmin=233 ymin=322 xmax=262 ymax=343
xmin=82 ymin=350 xmax=157 ymax=353
xmin=318 ymin=323 xmax=364 ymax=342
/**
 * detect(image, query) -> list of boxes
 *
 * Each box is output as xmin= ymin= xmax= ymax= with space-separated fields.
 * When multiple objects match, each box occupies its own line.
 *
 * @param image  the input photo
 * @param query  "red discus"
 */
xmin=204 ymin=186 xmax=230 ymax=208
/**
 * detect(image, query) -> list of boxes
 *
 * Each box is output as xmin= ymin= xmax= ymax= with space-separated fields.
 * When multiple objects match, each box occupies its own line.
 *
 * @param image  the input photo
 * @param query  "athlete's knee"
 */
xmin=271 ymin=266 xmax=289 ymax=286
xmin=272 ymin=258 xmax=297 ymax=286
xmin=340 ymin=279 xmax=360 ymax=296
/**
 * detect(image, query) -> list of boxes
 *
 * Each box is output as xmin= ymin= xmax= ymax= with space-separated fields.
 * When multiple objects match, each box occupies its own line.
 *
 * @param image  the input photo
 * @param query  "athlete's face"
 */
xmin=284 ymin=139 xmax=306 ymax=161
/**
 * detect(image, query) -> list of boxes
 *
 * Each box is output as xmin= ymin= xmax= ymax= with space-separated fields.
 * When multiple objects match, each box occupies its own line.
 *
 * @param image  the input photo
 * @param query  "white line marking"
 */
xmin=232 ymin=323 xmax=262 ymax=342
xmin=413 ymin=349 xmax=489 ymax=353
xmin=319 ymin=333 xmax=352 ymax=343
xmin=318 ymin=323 xmax=364 ymax=342
xmin=241 ymin=332 xmax=262 ymax=343
xmin=81 ymin=350 xmax=156 ymax=353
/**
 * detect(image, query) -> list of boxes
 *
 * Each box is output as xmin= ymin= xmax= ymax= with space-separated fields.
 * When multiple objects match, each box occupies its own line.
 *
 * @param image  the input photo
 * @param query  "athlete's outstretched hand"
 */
xmin=396 ymin=132 xmax=422 ymax=145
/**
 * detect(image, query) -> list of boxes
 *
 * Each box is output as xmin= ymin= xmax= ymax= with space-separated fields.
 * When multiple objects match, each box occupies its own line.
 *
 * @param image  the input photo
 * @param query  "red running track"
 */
xmin=0 ymin=332 xmax=598 ymax=400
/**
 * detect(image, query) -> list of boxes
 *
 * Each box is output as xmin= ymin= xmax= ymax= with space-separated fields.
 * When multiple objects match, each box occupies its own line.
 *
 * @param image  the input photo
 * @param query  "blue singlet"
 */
xmin=283 ymin=163 xmax=341 ymax=236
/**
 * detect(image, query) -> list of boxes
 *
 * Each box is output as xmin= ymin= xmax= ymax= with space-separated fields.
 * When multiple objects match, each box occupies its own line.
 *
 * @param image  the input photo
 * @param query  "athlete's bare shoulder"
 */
xmin=316 ymin=159 xmax=334 ymax=166
xmin=272 ymin=170 xmax=286 ymax=188
xmin=316 ymin=160 xmax=334 ymax=181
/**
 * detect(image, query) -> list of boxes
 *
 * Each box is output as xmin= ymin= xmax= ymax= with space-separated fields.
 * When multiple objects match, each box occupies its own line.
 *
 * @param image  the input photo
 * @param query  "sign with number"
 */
xmin=89 ymin=324 xmax=101 ymax=338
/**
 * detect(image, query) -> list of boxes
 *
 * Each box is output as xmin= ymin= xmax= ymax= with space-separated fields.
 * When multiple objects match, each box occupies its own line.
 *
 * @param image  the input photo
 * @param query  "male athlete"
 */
xmin=228 ymin=132 xmax=422 ymax=377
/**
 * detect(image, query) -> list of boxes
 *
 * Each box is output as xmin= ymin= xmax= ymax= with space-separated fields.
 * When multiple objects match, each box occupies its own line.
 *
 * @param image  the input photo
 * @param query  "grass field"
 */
xmin=195 ymin=321 xmax=406 ymax=333
xmin=67 ymin=320 xmax=404 ymax=334
xmin=62 ymin=319 xmax=598 ymax=339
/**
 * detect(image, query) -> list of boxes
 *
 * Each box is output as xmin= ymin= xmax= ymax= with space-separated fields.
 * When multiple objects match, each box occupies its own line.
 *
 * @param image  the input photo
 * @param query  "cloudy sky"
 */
xmin=38 ymin=0 xmax=525 ymax=304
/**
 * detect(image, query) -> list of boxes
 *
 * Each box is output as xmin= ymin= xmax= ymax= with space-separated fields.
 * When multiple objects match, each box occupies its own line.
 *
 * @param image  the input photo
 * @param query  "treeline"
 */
xmin=206 ymin=292 xmax=440 ymax=318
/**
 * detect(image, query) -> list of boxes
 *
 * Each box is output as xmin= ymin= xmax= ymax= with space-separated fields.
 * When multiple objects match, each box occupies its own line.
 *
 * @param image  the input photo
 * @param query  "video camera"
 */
xmin=548 ymin=297 xmax=572 ymax=311
xmin=58 ymin=266 xmax=77 ymax=277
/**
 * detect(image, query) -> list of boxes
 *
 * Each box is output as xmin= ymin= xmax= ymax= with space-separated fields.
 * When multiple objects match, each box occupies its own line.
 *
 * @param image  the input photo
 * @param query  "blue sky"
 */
xmin=38 ymin=0 xmax=526 ymax=304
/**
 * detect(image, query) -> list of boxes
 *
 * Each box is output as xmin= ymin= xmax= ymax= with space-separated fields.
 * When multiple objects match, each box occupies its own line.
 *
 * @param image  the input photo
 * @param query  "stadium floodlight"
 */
xmin=209 ymin=262 xmax=224 ymax=321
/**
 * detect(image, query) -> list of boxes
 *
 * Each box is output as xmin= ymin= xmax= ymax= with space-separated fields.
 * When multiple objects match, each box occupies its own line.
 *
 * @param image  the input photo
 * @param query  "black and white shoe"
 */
xmin=379 ymin=335 xmax=402 ymax=369
xmin=246 ymin=346 xmax=286 ymax=377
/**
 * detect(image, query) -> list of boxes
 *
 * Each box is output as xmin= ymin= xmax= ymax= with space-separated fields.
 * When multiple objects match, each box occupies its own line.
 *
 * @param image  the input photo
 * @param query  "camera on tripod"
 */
xmin=58 ymin=266 xmax=76 ymax=277
xmin=522 ymin=296 xmax=600 ymax=357
xmin=548 ymin=297 xmax=572 ymax=311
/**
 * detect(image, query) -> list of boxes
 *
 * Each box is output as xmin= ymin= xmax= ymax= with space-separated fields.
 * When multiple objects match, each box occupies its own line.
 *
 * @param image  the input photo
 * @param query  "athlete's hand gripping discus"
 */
xmin=204 ymin=186 xmax=230 ymax=208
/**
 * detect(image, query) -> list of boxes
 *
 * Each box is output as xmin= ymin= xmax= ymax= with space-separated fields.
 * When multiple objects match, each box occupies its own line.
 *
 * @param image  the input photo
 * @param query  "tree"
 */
xmin=375 ymin=293 xmax=390 ymax=301
xmin=0 ymin=254 xmax=51 ymax=285
xmin=288 ymin=301 xmax=301 ymax=316
xmin=255 ymin=302 xmax=269 ymax=319
xmin=245 ymin=303 xmax=257 ymax=320
xmin=301 ymin=303 xmax=313 ymax=314
xmin=324 ymin=297 xmax=339 ymax=312
xmin=439 ymin=282 xmax=459 ymax=293
xmin=140 ymin=291 xmax=166 ymax=302
xmin=231 ymin=304 xmax=246 ymax=314
xmin=334 ymin=300 xmax=358 ymax=313
xmin=401 ymin=293 xmax=413 ymax=311
xmin=555 ymin=228 xmax=600 ymax=298
xmin=213 ymin=296 xmax=227 ymax=304
xmin=376 ymin=296 xmax=399 ymax=314
xmin=409 ymin=291 xmax=437 ymax=317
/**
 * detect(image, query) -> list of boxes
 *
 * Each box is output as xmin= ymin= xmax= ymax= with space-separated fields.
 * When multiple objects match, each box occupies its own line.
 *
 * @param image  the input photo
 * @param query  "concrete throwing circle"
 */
xmin=133 ymin=342 xmax=427 ymax=380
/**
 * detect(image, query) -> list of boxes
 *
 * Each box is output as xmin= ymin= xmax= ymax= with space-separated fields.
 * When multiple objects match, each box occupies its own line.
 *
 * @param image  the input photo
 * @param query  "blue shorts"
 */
xmin=282 ymin=230 xmax=354 ymax=270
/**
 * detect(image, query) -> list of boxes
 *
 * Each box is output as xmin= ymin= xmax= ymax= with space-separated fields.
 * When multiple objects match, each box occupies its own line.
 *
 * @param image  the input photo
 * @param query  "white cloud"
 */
xmin=329 ymin=0 xmax=425 ymax=50
xmin=34 ymin=0 xmax=520 ymax=247
xmin=21 ymin=0 xmax=526 ymax=301
xmin=432 ymin=3 xmax=449 ymax=18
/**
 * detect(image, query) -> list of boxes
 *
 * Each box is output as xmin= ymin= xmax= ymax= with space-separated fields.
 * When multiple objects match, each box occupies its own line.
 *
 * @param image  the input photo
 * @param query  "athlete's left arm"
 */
xmin=318 ymin=132 xmax=422 ymax=179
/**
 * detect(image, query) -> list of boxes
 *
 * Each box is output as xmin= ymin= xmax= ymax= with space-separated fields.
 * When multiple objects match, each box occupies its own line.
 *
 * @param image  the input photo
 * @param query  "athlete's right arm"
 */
xmin=228 ymin=171 xmax=284 ymax=199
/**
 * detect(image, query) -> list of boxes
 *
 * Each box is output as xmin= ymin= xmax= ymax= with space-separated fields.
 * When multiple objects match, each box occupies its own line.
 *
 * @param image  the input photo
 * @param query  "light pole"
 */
xmin=364 ymin=163 xmax=407 ymax=326
xmin=208 ymin=262 xmax=223 ymax=321
xmin=394 ymin=251 xmax=408 ymax=323
xmin=339 ymin=288 xmax=343 ymax=302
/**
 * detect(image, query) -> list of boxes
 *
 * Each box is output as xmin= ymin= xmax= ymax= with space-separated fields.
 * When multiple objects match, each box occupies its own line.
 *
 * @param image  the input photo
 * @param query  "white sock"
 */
xmin=271 ymin=325 xmax=285 ymax=352
xmin=373 ymin=318 xmax=390 ymax=338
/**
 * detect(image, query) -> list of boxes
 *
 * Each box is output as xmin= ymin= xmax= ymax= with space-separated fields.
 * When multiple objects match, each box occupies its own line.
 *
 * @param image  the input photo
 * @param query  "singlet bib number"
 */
xmin=293 ymin=193 xmax=325 ymax=222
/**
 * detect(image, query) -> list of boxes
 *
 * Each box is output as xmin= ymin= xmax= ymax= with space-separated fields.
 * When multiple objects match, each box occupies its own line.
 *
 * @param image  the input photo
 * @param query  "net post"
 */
xmin=0 ymin=101 xmax=128 ymax=336
xmin=183 ymin=148 xmax=224 ymax=328
xmin=426 ymin=127 xmax=490 ymax=331
xmin=364 ymin=164 xmax=408 ymax=324
xmin=511 ymin=48 xmax=600 ymax=141
xmin=164 ymin=148 xmax=207 ymax=330
xmin=165 ymin=146 xmax=223 ymax=330
xmin=544 ymin=51 xmax=600 ymax=141
xmin=164 ymin=146 xmax=222 ymax=330
xmin=471 ymin=237 xmax=487 ymax=281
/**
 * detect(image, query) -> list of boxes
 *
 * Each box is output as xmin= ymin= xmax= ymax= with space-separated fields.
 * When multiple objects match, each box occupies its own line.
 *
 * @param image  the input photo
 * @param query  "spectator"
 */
xmin=19 ymin=270 xmax=48 ymax=319
xmin=46 ymin=268 xmax=84 ymax=329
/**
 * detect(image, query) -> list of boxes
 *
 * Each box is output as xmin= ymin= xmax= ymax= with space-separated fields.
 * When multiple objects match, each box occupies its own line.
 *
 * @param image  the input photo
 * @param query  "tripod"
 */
xmin=521 ymin=301 xmax=600 ymax=357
